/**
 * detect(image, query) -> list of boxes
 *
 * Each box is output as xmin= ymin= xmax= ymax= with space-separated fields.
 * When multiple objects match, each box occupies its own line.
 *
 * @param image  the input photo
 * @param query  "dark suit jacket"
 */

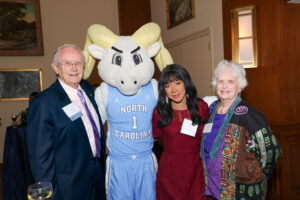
xmin=26 ymin=79 xmax=106 ymax=200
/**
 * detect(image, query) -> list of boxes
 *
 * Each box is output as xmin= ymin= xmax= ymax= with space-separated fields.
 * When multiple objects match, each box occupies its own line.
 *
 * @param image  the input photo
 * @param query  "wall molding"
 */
xmin=166 ymin=27 xmax=211 ymax=49
xmin=166 ymin=27 xmax=216 ymax=95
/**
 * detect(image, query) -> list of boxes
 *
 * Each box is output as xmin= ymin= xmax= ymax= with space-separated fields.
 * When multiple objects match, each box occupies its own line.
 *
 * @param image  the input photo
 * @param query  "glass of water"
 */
xmin=27 ymin=182 xmax=53 ymax=200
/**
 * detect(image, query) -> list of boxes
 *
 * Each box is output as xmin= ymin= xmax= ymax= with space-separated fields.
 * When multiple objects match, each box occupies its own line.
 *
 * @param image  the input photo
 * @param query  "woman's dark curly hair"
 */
xmin=156 ymin=64 xmax=206 ymax=128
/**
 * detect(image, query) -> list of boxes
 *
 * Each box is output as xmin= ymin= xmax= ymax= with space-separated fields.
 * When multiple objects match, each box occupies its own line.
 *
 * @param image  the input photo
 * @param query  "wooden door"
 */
xmin=223 ymin=0 xmax=300 ymax=199
xmin=118 ymin=0 xmax=151 ymax=35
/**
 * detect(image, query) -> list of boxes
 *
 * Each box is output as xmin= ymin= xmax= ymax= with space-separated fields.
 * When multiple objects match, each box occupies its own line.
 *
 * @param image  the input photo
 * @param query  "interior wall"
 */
xmin=0 ymin=0 xmax=119 ymax=163
xmin=150 ymin=0 xmax=224 ymax=97
xmin=223 ymin=0 xmax=300 ymax=199
xmin=167 ymin=30 xmax=214 ymax=98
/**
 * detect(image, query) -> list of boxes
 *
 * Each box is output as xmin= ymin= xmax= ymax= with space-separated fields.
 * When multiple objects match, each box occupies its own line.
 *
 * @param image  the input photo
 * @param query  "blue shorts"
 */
xmin=105 ymin=152 xmax=158 ymax=200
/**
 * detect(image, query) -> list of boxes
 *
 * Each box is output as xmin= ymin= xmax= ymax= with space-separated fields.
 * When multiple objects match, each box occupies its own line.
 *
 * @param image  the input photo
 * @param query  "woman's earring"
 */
xmin=166 ymin=96 xmax=169 ymax=103
xmin=186 ymin=94 xmax=189 ymax=99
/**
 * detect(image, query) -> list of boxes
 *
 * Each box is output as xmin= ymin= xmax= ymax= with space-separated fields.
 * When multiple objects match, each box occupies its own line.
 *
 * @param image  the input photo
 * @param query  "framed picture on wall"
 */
xmin=166 ymin=0 xmax=195 ymax=29
xmin=0 ymin=0 xmax=44 ymax=56
xmin=0 ymin=68 xmax=43 ymax=101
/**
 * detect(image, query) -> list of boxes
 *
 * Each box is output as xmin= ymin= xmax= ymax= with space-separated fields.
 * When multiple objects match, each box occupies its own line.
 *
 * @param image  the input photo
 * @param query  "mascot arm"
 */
xmin=151 ymin=79 xmax=158 ymax=101
xmin=202 ymin=96 xmax=219 ymax=106
xmin=95 ymin=82 xmax=108 ymax=124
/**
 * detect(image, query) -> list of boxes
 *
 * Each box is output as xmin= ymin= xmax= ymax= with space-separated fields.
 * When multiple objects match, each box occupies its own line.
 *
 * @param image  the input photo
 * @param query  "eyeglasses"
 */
xmin=57 ymin=61 xmax=84 ymax=67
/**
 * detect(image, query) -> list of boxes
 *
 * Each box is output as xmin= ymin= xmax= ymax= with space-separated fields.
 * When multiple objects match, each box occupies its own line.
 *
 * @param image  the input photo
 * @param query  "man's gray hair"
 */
xmin=212 ymin=60 xmax=248 ymax=90
xmin=53 ymin=44 xmax=86 ymax=65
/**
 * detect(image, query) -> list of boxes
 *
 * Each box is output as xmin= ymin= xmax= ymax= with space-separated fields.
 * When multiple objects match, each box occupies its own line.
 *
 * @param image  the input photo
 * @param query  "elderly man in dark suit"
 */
xmin=26 ymin=44 xmax=106 ymax=200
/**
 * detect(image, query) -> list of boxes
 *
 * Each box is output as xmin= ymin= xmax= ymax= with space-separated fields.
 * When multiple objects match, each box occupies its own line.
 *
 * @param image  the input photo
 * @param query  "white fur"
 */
xmin=151 ymin=79 xmax=158 ymax=101
xmin=87 ymin=44 xmax=104 ymax=60
xmin=88 ymin=36 xmax=161 ymax=124
xmin=203 ymin=96 xmax=219 ymax=106
xmin=88 ymin=37 xmax=160 ymax=96
xmin=94 ymin=82 xmax=108 ymax=124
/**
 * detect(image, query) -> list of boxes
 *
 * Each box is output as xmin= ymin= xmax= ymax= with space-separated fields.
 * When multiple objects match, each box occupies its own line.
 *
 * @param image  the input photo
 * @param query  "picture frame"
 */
xmin=166 ymin=0 xmax=195 ymax=29
xmin=0 ymin=68 xmax=43 ymax=101
xmin=0 ymin=0 xmax=44 ymax=56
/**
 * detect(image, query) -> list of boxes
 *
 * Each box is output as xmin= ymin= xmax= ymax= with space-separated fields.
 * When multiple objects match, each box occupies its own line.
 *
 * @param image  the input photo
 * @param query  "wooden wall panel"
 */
xmin=277 ymin=4 xmax=300 ymax=125
xmin=118 ymin=0 xmax=151 ymax=35
xmin=223 ymin=0 xmax=300 ymax=199
xmin=288 ymin=144 xmax=300 ymax=192
xmin=269 ymin=124 xmax=300 ymax=200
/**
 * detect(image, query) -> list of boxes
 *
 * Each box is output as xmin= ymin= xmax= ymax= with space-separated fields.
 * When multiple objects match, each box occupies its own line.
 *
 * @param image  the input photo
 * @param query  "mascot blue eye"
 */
xmin=112 ymin=53 xmax=122 ymax=66
xmin=133 ymin=54 xmax=143 ymax=65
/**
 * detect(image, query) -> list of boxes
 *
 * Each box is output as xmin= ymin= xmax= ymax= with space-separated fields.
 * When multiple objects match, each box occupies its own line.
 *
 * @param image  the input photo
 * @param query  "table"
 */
xmin=2 ymin=125 xmax=34 ymax=200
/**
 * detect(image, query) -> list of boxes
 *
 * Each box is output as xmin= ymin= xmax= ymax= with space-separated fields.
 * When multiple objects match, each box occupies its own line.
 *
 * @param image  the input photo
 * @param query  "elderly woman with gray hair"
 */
xmin=201 ymin=60 xmax=281 ymax=200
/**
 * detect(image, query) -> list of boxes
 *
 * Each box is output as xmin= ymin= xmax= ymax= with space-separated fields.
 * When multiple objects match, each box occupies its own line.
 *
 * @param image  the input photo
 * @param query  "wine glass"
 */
xmin=27 ymin=182 xmax=53 ymax=200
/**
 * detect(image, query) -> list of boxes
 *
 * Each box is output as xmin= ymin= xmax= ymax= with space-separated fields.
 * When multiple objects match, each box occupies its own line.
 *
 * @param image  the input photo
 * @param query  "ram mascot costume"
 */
xmin=82 ymin=22 xmax=173 ymax=200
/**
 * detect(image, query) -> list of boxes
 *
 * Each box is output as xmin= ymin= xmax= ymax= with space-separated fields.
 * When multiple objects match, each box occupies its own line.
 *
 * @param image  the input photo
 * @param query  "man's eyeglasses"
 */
xmin=57 ymin=61 xmax=84 ymax=67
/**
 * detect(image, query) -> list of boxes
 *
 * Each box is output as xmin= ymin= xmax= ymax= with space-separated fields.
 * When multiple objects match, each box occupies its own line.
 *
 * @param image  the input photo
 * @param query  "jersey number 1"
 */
xmin=132 ymin=116 xmax=137 ymax=129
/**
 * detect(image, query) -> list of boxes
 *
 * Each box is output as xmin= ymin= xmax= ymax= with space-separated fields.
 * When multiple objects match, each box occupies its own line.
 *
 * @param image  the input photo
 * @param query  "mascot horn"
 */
xmin=82 ymin=22 xmax=173 ymax=200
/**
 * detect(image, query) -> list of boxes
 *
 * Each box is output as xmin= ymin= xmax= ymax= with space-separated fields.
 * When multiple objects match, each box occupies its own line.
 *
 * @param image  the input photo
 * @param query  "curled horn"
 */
xmin=154 ymin=36 xmax=174 ymax=71
xmin=131 ymin=22 xmax=173 ymax=71
xmin=82 ymin=24 xmax=120 ymax=79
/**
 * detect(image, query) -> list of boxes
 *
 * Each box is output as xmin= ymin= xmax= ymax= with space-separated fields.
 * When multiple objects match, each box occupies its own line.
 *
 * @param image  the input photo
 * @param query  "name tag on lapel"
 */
xmin=62 ymin=103 xmax=83 ymax=121
xmin=203 ymin=123 xmax=213 ymax=134
xmin=181 ymin=119 xmax=198 ymax=137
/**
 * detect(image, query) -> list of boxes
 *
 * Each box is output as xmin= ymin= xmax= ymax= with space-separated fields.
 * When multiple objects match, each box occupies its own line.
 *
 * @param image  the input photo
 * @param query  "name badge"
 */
xmin=203 ymin=123 xmax=213 ymax=134
xmin=62 ymin=103 xmax=83 ymax=121
xmin=180 ymin=118 xmax=198 ymax=137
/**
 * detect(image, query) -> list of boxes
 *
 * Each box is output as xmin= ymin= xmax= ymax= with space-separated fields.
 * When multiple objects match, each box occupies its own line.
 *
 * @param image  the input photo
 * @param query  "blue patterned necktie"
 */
xmin=77 ymin=89 xmax=101 ymax=158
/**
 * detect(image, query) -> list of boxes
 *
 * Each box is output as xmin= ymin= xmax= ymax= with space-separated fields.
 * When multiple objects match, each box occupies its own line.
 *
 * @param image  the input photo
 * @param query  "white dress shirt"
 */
xmin=59 ymin=78 xmax=100 ymax=157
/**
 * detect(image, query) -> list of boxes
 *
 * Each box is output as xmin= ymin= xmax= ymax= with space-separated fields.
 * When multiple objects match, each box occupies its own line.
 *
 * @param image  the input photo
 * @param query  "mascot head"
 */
xmin=82 ymin=22 xmax=173 ymax=95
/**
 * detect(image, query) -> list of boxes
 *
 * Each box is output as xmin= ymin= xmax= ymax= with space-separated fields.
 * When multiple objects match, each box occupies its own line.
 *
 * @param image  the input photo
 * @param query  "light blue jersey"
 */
xmin=106 ymin=82 xmax=156 ymax=155
xmin=105 ymin=82 xmax=157 ymax=200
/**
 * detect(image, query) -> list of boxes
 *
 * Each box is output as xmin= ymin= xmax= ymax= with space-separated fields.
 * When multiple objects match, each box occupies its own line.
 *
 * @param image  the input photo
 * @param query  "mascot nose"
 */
xmin=120 ymin=80 xmax=137 ymax=84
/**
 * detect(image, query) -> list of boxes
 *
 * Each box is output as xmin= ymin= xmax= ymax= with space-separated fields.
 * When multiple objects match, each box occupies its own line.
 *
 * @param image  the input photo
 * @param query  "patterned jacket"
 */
xmin=202 ymin=100 xmax=281 ymax=200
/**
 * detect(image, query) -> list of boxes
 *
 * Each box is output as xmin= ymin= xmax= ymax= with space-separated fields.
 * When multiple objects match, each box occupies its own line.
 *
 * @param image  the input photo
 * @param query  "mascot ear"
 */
xmin=147 ymin=41 xmax=161 ymax=58
xmin=87 ymin=44 xmax=105 ymax=60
